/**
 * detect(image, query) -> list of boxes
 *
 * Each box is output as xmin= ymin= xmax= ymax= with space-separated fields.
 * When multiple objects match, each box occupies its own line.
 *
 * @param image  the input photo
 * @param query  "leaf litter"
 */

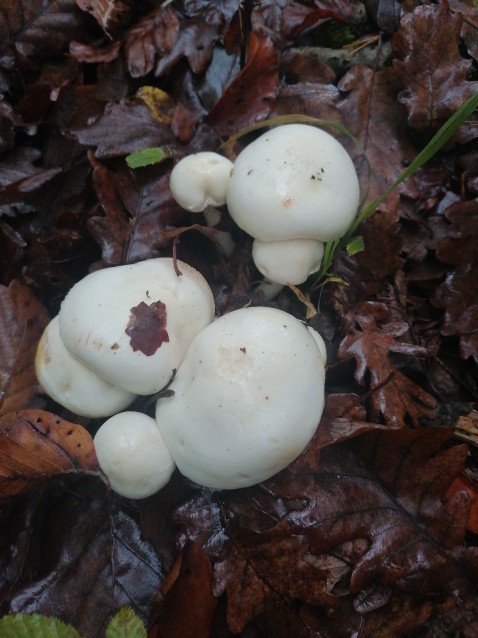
xmin=0 ymin=0 xmax=478 ymax=636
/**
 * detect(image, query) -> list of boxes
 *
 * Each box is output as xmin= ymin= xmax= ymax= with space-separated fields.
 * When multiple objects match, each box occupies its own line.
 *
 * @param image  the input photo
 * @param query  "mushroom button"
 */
xmin=155 ymin=306 xmax=327 ymax=489
xmin=94 ymin=411 xmax=176 ymax=499
xmin=226 ymin=124 xmax=360 ymax=285
xmin=58 ymin=258 xmax=215 ymax=396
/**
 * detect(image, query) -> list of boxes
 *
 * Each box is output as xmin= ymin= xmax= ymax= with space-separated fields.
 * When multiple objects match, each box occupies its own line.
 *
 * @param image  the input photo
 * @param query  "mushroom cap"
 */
xmin=35 ymin=316 xmax=135 ymax=417
xmin=155 ymin=306 xmax=326 ymax=489
xmin=226 ymin=124 xmax=360 ymax=242
xmin=59 ymin=258 xmax=215 ymax=395
xmin=94 ymin=411 xmax=176 ymax=499
xmin=170 ymin=151 xmax=233 ymax=212
xmin=252 ymin=238 xmax=324 ymax=285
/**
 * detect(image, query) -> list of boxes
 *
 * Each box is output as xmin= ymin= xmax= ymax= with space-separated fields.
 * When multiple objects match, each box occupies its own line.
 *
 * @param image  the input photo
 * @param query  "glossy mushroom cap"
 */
xmin=155 ymin=306 xmax=327 ymax=489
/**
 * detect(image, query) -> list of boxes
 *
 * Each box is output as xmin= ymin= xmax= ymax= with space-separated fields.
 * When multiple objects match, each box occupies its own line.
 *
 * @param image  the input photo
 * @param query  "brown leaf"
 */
xmin=392 ymin=1 xmax=478 ymax=129
xmin=75 ymin=0 xmax=133 ymax=37
xmin=0 ymin=409 xmax=100 ymax=497
xmin=0 ymin=282 xmax=49 ymax=427
xmin=69 ymin=39 xmax=121 ymax=64
xmin=175 ymin=429 xmax=474 ymax=634
xmin=433 ymin=200 xmax=478 ymax=362
xmin=70 ymin=100 xmax=175 ymax=159
xmin=123 ymin=6 xmax=180 ymax=78
xmin=338 ymin=66 xmax=419 ymax=211
xmin=338 ymin=301 xmax=437 ymax=426
xmin=3 ymin=0 xmax=94 ymax=65
xmin=150 ymin=542 xmax=216 ymax=638
xmin=207 ymin=32 xmax=279 ymax=137
xmin=1 ymin=480 xmax=164 ymax=637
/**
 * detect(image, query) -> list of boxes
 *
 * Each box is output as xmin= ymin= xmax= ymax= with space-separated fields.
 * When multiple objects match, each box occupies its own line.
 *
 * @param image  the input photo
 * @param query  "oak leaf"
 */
xmin=338 ymin=301 xmax=437 ymax=426
xmin=392 ymin=1 xmax=478 ymax=129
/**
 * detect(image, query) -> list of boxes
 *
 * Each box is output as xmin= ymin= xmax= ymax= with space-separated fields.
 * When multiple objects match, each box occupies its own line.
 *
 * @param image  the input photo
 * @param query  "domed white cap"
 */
xmin=58 ymin=258 xmax=215 ymax=395
xmin=94 ymin=411 xmax=176 ymax=499
xmin=252 ymin=238 xmax=325 ymax=285
xmin=170 ymin=152 xmax=233 ymax=212
xmin=155 ymin=306 xmax=327 ymax=489
xmin=226 ymin=124 xmax=360 ymax=243
xmin=35 ymin=316 xmax=135 ymax=417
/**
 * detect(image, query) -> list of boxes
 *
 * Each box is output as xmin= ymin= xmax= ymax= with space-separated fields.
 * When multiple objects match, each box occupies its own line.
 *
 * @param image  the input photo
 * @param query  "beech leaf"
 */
xmin=105 ymin=607 xmax=146 ymax=638
xmin=0 ymin=409 xmax=100 ymax=497
xmin=0 ymin=282 xmax=49 ymax=428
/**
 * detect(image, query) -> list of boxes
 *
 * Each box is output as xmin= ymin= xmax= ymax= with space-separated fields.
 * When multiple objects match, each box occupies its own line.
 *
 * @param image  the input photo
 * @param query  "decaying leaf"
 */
xmin=0 ymin=409 xmax=100 ymax=497
xmin=0 ymin=282 xmax=49 ymax=428
xmin=174 ymin=428 xmax=475 ymax=634
xmin=338 ymin=301 xmax=437 ymax=427
xmin=392 ymin=1 xmax=478 ymax=129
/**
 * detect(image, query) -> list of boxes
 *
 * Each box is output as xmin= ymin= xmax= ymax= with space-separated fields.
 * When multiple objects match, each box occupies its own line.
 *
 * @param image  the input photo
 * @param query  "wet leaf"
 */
xmin=125 ymin=147 xmax=172 ymax=169
xmin=338 ymin=301 xmax=437 ymax=426
xmin=174 ymin=429 xmax=475 ymax=634
xmin=207 ymin=32 xmax=279 ymax=136
xmin=75 ymin=0 xmax=133 ymax=37
xmin=126 ymin=300 xmax=170 ymax=356
xmin=392 ymin=2 xmax=478 ymax=129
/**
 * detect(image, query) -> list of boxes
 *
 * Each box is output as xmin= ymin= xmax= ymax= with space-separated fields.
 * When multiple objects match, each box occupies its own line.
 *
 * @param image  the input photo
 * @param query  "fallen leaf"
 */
xmin=338 ymin=301 xmax=437 ymax=426
xmin=75 ymin=0 xmax=133 ymax=37
xmin=150 ymin=542 xmax=216 ymax=638
xmin=207 ymin=32 xmax=279 ymax=137
xmin=174 ymin=429 xmax=475 ymax=634
xmin=0 ymin=409 xmax=100 ymax=497
xmin=0 ymin=282 xmax=49 ymax=427
xmin=392 ymin=1 xmax=478 ymax=129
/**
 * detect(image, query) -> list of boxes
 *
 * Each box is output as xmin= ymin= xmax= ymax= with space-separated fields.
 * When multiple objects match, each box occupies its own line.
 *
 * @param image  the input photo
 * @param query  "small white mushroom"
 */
xmin=58 ymin=257 xmax=215 ymax=396
xmin=226 ymin=124 xmax=360 ymax=285
xmin=35 ymin=316 xmax=135 ymax=417
xmin=155 ymin=306 xmax=327 ymax=489
xmin=169 ymin=151 xmax=235 ymax=256
xmin=94 ymin=411 xmax=176 ymax=499
xmin=169 ymin=151 xmax=233 ymax=214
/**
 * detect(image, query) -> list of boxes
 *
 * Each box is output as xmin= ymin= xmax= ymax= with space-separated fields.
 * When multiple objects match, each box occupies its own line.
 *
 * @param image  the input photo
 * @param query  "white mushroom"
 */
xmin=94 ymin=411 xmax=176 ymax=499
xmin=169 ymin=151 xmax=233 ymax=214
xmin=169 ymin=151 xmax=235 ymax=256
xmin=226 ymin=124 xmax=360 ymax=285
xmin=35 ymin=316 xmax=135 ymax=418
xmin=155 ymin=306 xmax=327 ymax=489
xmin=252 ymin=238 xmax=325 ymax=286
xmin=58 ymin=257 xmax=215 ymax=396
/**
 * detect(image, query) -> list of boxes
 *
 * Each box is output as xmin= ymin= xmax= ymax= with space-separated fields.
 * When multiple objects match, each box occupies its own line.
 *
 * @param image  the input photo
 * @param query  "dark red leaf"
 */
xmin=150 ymin=542 xmax=216 ymax=638
xmin=126 ymin=300 xmax=170 ymax=356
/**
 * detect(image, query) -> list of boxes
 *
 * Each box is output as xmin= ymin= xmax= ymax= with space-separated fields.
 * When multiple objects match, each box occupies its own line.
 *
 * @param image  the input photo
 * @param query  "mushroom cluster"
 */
xmin=92 ymin=306 xmax=326 ymax=496
xmin=35 ymin=257 xmax=215 ymax=417
xmin=169 ymin=123 xmax=360 ymax=288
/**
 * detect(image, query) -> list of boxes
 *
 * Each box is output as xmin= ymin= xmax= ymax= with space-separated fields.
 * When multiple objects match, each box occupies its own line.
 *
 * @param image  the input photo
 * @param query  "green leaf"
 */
xmin=105 ymin=608 xmax=147 ymax=638
xmin=125 ymin=146 xmax=172 ymax=169
xmin=346 ymin=235 xmax=364 ymax=255
xmin=0 ymin=614 xmax=82 ymax=638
